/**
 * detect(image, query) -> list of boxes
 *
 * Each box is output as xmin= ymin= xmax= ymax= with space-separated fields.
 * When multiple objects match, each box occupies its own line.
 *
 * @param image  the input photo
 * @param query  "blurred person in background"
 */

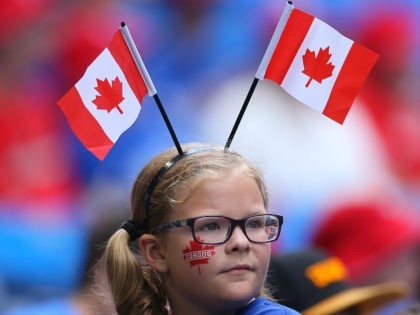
xmin=354 ymin=5 xmax=420 ymax=207
xmin=0 ymin=204 xmax=87 ymax=312
xmin=311 ymin=199 xmax=420 ymax=315
xmin=2 ymin=184 xmax=127 ymax=315
xmin=267 ymin=247 xmax=407 ymax=314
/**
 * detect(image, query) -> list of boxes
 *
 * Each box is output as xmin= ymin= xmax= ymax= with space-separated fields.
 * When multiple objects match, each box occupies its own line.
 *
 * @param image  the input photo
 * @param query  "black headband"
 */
xmin=142 ymin=146 xmax=214 ymax=231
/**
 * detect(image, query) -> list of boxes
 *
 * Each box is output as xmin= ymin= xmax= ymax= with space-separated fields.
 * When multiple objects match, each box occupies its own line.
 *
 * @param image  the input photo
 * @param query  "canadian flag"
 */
xmin=58 ymin=27 xmax=149 ymax=160
xmin=256 ymin=3 xmax=379 ymax=124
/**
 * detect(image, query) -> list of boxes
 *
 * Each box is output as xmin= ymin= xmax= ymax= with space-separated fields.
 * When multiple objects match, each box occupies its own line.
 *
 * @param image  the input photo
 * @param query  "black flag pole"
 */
xmin=120 ymin=22 xmax=183 ymax=155
xmin=225 ymin=78 xmax=259 ymax=149
xmin=152 ymin=93 xmax=183 ymax=155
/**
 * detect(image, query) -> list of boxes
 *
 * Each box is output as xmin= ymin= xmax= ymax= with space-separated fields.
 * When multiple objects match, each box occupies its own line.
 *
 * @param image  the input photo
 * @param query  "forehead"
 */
xmin=170 ymin=171 xmax=265 ymax=219
xmin=168 ymin=153 xmax=253 ymax=196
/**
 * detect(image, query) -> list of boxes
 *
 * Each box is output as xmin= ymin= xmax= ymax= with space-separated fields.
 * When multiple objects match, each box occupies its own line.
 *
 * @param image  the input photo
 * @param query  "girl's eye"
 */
xmin=201 ymin=222 xmax=221 ymax=231
xmin=195 ymin=217 xmax=230 ymax=234
xmin=247 ymin=219 xmax=264 ymax=229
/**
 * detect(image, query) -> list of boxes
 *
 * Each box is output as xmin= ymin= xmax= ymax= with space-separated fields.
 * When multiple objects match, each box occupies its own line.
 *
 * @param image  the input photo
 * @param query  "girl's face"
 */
xmin=159 ymin=171 xmax=271 ymax=314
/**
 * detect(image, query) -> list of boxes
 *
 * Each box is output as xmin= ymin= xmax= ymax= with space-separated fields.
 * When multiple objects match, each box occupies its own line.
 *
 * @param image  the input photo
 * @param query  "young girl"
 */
xmin=103 ymin=143 xmax=300 ymax=315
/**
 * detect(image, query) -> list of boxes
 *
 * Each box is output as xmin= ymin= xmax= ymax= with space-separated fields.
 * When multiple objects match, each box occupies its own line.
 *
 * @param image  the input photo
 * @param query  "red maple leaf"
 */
xmin=183 ymin=237 xmax=216 ymax=274
xmin=302 ymin=46 xmax=335 ymax=87
xmin=92 ymin=76 xmax=125 ymax=114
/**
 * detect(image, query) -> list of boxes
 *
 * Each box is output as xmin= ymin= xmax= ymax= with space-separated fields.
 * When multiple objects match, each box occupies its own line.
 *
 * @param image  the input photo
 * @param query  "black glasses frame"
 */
xmin=152 ymin=213 xmax=283 ymax=245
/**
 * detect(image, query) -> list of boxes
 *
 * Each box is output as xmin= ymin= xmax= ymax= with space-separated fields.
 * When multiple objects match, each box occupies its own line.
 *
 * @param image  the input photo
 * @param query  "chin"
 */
xmin=219 ymin=284 xmax=259 ymax=304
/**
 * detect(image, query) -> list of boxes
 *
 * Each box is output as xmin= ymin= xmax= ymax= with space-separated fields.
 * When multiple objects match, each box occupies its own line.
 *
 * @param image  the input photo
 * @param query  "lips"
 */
xmin=222 ymin=264 xmax=253 ymax=274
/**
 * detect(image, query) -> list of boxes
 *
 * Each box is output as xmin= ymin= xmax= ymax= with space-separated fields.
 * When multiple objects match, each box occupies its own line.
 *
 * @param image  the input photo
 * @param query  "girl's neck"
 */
xmin=168 ymin=296 xmax=257 ymax=315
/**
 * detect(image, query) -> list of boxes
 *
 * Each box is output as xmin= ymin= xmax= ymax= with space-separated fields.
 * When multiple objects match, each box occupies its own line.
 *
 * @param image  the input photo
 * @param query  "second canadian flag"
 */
xmin=256 ymin=2 xmax=379 ymax=124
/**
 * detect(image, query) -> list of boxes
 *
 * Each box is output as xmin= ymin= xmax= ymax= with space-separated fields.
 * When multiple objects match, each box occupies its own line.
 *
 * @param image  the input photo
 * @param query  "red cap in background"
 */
xmin=312 ymin=201 xmax=420 ymax=284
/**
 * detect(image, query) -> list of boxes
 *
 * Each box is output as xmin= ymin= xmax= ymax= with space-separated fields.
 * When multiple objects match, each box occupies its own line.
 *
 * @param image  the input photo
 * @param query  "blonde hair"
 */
xmin=104 ymin=143 xmax=270 ymax=314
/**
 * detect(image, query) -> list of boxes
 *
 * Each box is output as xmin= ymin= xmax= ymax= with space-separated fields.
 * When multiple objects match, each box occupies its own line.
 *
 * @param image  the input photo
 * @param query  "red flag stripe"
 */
xmin=264 ymin=9 xmax=314 ymax=84
xmin=57 ymin=86 xmax=114 ymax=160
xmin=108 ymin=31 xmax=148 ymax=103
xmin=322 ymin=41 xmax=379 ymax=124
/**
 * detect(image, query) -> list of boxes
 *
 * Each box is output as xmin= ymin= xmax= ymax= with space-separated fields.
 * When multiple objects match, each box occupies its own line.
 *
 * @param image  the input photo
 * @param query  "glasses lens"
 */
xmin=245 ymin=214 xmax=280 ymax=243
xmin=193 ymin=216 xmax=231 ymax=244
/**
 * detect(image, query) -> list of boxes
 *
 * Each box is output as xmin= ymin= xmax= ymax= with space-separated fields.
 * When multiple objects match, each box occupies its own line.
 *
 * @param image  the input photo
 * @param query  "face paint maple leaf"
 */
xmin=183 ymin=238 xmax=216 ymax=274
xmin=92 ymin=76 xmax=125 ymax=114
xmin=302 ymin=46 xmax=335 ymax=87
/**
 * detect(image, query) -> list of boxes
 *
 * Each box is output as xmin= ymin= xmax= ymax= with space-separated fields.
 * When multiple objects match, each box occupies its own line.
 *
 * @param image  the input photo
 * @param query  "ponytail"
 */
xmin=104 ymin=229 xmax=168 ymax=315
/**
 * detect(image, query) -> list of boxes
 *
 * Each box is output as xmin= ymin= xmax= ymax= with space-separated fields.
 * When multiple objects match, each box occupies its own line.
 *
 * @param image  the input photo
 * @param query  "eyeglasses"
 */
xmin=152 ymin=213 xmax=283 ymax=245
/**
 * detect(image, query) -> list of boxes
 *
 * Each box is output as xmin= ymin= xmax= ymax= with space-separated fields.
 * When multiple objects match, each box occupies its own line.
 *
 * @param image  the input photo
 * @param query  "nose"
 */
xmin=225 ymin=225 xmax=250 ymax=253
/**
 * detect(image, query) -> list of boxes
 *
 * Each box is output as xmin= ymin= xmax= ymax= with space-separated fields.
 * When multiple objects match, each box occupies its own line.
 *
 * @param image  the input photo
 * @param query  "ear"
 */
xmin=139 ymin=234 xmax=168 ymax=273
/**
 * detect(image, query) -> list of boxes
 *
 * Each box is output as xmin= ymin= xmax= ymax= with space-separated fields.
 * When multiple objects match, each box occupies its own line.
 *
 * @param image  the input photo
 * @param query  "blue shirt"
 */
xmin=236 ymin=297 xmax=301 ymax=315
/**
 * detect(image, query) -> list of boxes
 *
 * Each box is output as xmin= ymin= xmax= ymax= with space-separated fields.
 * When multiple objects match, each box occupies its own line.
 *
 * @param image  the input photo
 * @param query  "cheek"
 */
xmin=256 ymin=244 xmax=271 ymax=269
xmin=182 ymin=238 xmax=216 ymax=274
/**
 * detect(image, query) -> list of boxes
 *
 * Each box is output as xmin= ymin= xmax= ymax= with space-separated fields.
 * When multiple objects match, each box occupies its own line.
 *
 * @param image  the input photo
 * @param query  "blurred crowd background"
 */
xmin=1 ymin=0 xmax=419 ymax=314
